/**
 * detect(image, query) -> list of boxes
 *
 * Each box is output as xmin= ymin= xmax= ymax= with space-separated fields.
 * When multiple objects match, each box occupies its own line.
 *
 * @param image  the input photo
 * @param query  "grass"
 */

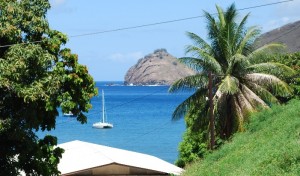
xmin=182 ymin=99 xmax=300 ymax=176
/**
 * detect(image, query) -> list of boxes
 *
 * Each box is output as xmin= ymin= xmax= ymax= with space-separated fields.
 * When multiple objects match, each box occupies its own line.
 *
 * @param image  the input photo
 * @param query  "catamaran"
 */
xmin=92 ymin=90 xmax=113 ymax=129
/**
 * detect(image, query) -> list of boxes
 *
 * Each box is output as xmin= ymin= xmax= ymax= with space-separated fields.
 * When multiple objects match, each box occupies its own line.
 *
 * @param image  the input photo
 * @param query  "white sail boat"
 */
xmin=92 ymin=90 xmax=113 ymax=129
xmin=63 ymin=111 xmax=75 ymax=117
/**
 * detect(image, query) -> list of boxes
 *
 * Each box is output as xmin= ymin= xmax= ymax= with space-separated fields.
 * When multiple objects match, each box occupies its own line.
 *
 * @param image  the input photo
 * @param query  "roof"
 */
xmin=57 ymin=140 xmax=183 ymax=175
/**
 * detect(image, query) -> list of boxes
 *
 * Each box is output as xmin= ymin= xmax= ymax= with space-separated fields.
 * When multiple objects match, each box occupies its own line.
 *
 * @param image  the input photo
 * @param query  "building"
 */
xmin=58 ymin=140 xmax=183 ymax=175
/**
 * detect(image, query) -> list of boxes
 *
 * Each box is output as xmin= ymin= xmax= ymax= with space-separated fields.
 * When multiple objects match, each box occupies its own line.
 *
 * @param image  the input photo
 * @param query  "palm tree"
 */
xmin=169 ymin=4 xmax=295 ymax=142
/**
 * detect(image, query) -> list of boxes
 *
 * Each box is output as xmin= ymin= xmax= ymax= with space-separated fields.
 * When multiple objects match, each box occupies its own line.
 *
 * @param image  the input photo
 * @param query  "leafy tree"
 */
xmin=279 ymin=52 xmax=300 ymax=98
xmin=0 ymin=0 xmax=97 ymax=175
xmin=170 ymin=4 xmax=295 ymax=166
xmin=256 ymin=52 xmax=300 ymax=98
xmin=175 ymin=103 xmax=208 ymax=167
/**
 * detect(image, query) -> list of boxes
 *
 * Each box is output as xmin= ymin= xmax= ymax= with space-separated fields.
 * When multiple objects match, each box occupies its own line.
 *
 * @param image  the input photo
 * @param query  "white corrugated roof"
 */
xmin=58 ymin=140 xmax=183 ymax=175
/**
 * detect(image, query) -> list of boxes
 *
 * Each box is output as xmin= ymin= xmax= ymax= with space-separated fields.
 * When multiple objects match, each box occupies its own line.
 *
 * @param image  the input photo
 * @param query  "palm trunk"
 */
xmin=208 ymin=71 xmax=215 ymax=150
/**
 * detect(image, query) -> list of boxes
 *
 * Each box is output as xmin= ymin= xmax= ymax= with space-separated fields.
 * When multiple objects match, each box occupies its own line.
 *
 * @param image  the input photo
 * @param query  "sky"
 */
xmin=47 ymin=0 xmax=300 ymax=81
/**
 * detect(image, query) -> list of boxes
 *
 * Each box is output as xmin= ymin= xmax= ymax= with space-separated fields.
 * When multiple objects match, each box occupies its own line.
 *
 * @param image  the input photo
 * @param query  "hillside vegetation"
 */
xmin=183 ymin=100 xmax=300 ymax=176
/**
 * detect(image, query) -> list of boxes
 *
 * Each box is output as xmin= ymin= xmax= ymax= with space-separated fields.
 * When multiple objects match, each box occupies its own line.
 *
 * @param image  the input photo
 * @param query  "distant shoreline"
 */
xmin=95 ymin=81 xmax=170 ymax=87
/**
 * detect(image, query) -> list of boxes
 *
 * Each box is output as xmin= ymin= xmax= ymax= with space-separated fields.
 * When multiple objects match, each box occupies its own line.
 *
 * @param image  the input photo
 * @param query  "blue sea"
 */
xmin=37 ymin=81 xmax=192 ymax=163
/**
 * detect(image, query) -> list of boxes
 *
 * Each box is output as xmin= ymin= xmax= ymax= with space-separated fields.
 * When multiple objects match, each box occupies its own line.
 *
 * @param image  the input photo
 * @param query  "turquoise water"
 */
xmin=37 ymin=81 xmax=192 ymax=163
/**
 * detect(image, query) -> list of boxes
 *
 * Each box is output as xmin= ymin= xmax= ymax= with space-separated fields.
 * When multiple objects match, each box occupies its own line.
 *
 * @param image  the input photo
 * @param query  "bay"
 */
xmin=37 ymin=81 xmax=192 ymax=163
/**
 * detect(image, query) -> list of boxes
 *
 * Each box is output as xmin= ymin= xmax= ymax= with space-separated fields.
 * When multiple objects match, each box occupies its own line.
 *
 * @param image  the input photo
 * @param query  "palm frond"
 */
xmin=232 ymin=13 xmax=249 ymax=51
xmin=186 ymin=32 xmax=212 ymax=52
xmin=224 ymin=4 xmax=238 ymax=55
xmin=177 ymin=57 xmax=204 ymax=72
xmin=224 ymin=3 xmax=237 ymax=23
xmin=231 ymin=95 xmax=245 ymax=132
xmin=172 ymin=88 xmax=207 ymax=120
xmin=245 ymin=81 xmax=279 ymax=105
xmin=204 ymin=10 xmax=218 ymax=41
xmin=253 ymin=43 xmax=286 ymax=56
xmin=245 ymin=73 xmax=293 ymax=97
xmin=218 ymin=75 xmax=239 ymax=95
xmin=247 ymin=62 xmax=296 ymax=78
xmin=168 ymin=73 xmax=207 ymax=93
xmin=216 ymin=5 xmax=225 ymax=28
xmin=240 ymin=84 xmax=268 ymax=109
xmin=249 ymin=43 xmax=286 ymax=63
xmin=185 ymin=45 xmax=223 ymax=74
xmin=204 ymin=10 xmax=224 ymax=63
xmin=235 ymin=90 xmax=254 ymax=121
xmin=236 ymin=26 xmax=260 ymax=55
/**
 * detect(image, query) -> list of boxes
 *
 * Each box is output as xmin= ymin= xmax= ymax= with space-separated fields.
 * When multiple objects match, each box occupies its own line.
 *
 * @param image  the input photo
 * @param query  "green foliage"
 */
xmin=170 ymin=3 xmax=295 ymax=166
xmin=176 ymin=102 xmax=225 ymax=167
xmin=0 ymin=0 xmax=97 ymax=175
xmin=182 ymin=99 xmax=300 ymax=176
xmin=175 ymin=103 xmax=209 ymax=167
xmin=260 ymin=52 xmax=300 ymax=99
xmin=176 ymin=128 xmax=208 ymax=168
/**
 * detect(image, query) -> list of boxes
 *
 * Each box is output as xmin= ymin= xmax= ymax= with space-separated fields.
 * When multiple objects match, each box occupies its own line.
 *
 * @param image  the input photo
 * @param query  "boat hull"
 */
xmin=92 ymin=122 xmax=113 ymax=129
xmin=63 ymin=113 xmax=76 ymax=117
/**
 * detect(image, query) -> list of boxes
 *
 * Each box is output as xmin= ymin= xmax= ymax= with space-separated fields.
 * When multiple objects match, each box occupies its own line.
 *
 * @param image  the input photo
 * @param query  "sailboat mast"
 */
xmin=102 ymin=90 xmax=105 ymax=123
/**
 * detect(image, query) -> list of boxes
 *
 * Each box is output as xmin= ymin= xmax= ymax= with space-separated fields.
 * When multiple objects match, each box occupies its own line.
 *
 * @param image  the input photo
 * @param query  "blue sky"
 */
xmin=48 ymin=0 xmax=300 ymax=81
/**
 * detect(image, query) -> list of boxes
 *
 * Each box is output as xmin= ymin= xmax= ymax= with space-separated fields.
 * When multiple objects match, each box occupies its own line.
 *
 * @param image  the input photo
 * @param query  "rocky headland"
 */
xmin=124 ymin=49 xmax=195 ymax=86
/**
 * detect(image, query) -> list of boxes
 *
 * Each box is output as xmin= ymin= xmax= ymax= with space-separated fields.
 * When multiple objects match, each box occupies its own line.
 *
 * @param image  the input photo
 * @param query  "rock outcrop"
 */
xmin=256 ymin=20 xmax=300 ymax=52
xmin=124 ymin=49 xmax=195 ymax=85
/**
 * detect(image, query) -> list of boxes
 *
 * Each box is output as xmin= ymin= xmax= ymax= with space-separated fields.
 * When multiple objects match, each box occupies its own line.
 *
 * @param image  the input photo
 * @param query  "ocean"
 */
xmin=37 ymin=81 xmax=192 ymax=164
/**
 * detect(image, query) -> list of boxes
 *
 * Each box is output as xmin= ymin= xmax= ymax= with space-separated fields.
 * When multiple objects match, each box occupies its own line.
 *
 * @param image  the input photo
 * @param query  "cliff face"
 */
xmin=256 ymin=20 xmax=300 ymax=52
xmin=124 ymin=49 xmax=195 ymax=85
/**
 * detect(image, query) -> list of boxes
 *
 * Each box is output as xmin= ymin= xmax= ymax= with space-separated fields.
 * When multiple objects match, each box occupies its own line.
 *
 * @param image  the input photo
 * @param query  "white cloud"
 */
xmin=109 ymin=52 xmax=144 ymax=63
